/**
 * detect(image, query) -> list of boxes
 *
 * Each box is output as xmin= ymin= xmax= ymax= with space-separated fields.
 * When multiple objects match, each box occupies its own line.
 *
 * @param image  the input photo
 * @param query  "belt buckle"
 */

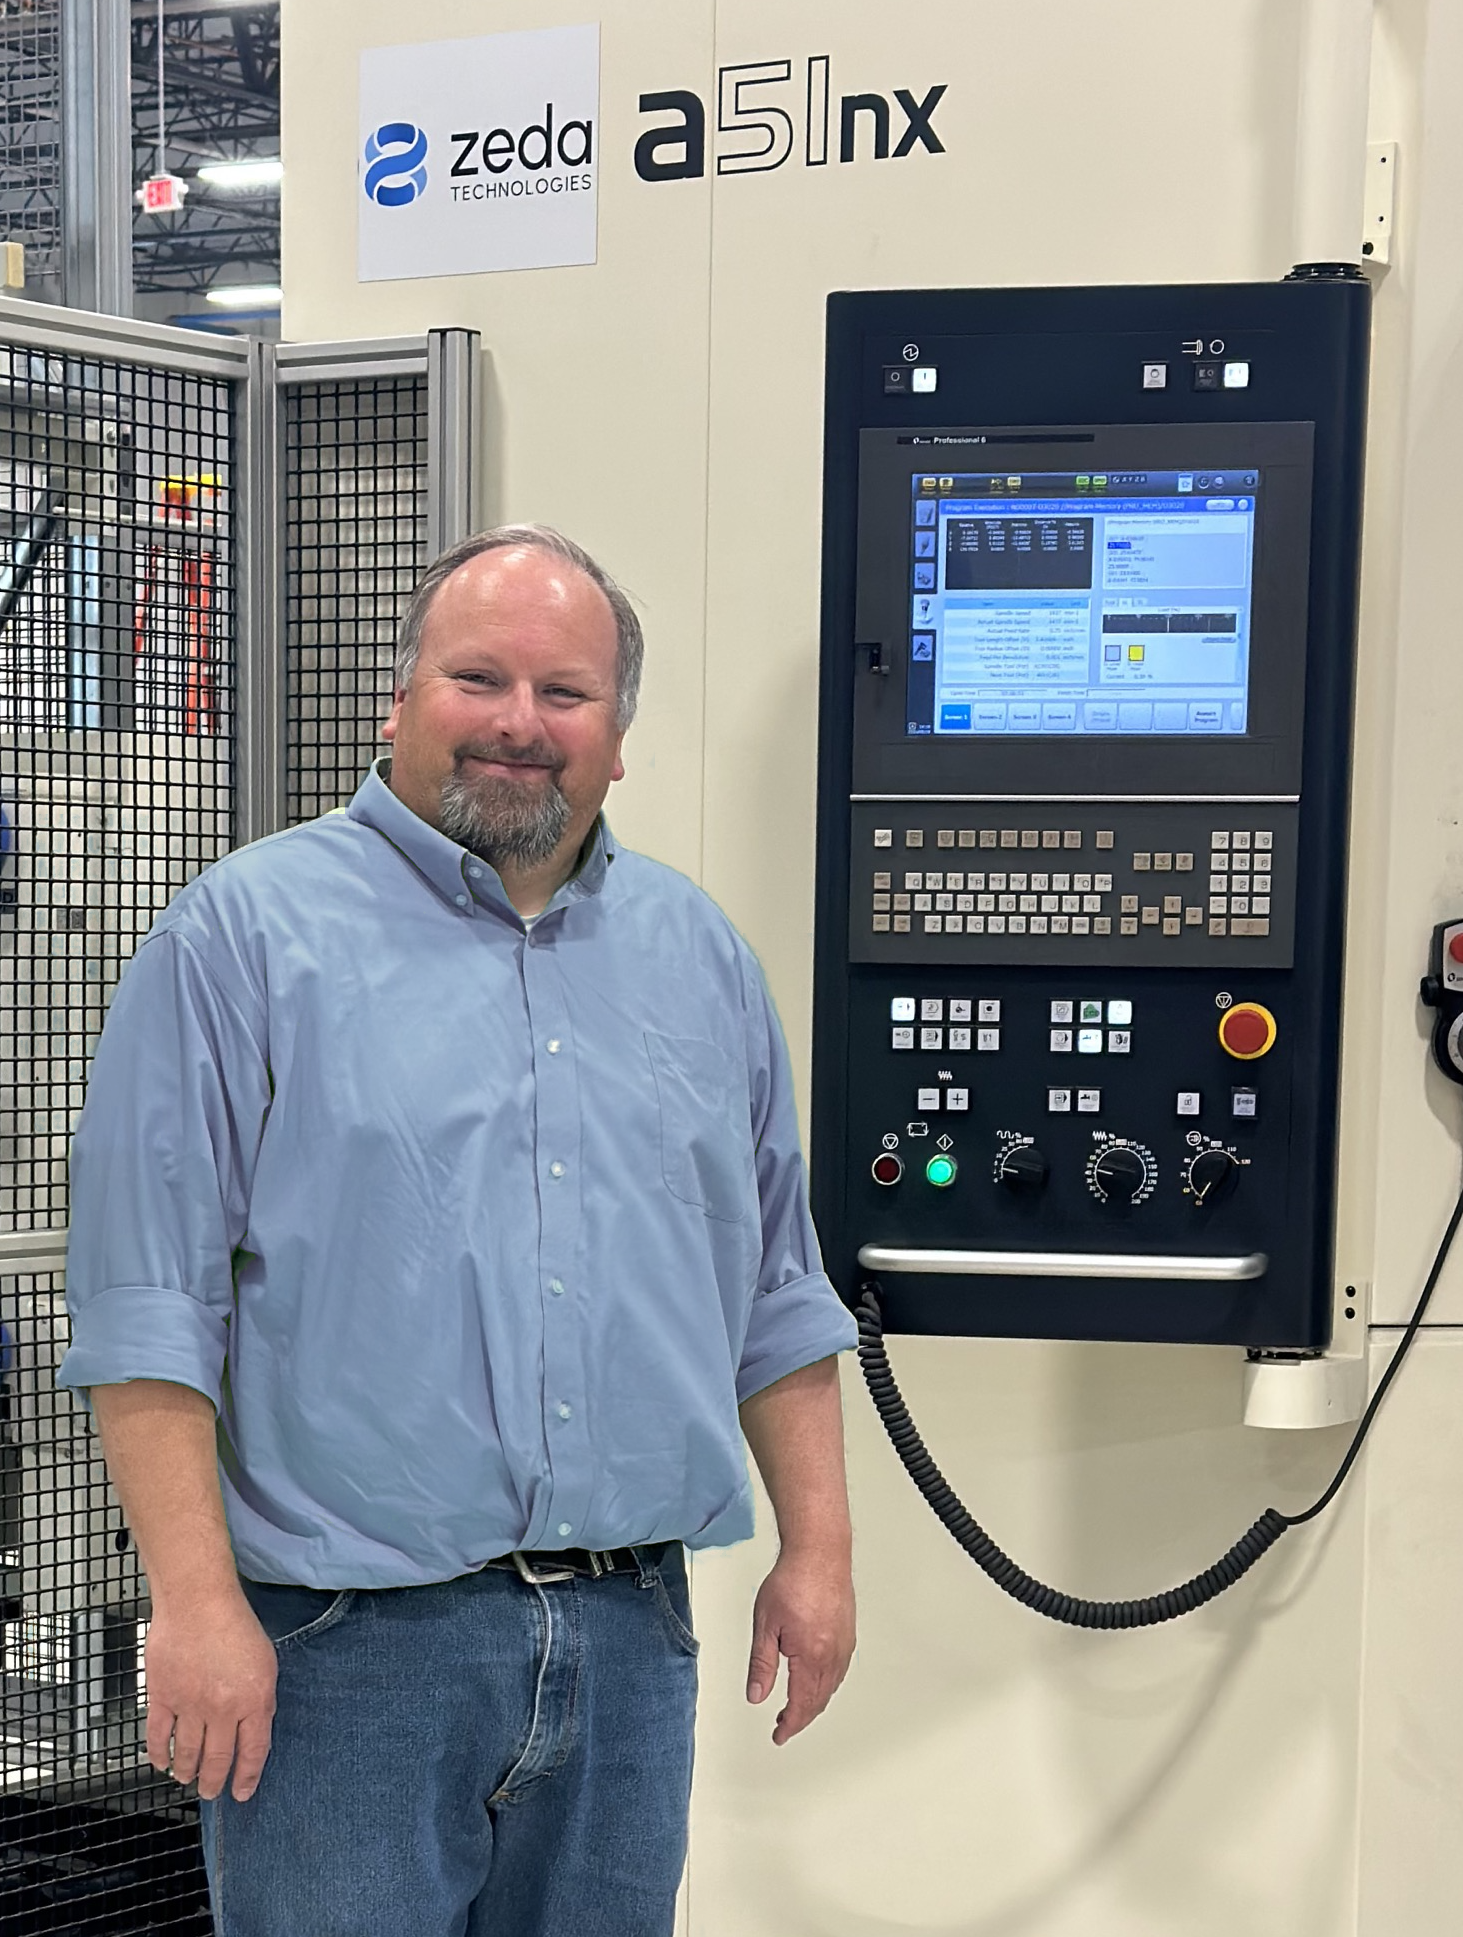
xmin=512 ymin=1552 xmax=576 ymax=1586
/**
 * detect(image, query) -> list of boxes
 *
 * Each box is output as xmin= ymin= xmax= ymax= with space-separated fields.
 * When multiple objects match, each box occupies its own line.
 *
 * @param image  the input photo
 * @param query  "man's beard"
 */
xmin=438 ymin=745 xmax=572 ymax=869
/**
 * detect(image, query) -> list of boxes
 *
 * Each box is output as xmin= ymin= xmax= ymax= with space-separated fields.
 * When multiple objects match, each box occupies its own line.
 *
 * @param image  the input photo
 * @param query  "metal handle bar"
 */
xmin=856 ymin=1245 xmax=1267 ymax=1282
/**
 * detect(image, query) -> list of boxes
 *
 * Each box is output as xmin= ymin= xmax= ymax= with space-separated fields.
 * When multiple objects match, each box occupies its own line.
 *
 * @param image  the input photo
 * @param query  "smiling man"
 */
xmin=58 ymin=526 xmax=857 ymax=1937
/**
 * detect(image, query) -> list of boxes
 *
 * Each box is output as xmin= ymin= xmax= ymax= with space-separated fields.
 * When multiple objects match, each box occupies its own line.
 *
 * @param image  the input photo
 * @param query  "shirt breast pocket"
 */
xmin=644 ymin=1030 xmax=755 ymax=1223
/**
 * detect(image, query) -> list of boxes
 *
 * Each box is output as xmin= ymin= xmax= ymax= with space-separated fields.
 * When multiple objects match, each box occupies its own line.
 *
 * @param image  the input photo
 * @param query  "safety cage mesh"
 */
xmin=284 ymin=373 xmax=428 ymax=824
xmin=0 ymin=338 xmax=233 ymax=1931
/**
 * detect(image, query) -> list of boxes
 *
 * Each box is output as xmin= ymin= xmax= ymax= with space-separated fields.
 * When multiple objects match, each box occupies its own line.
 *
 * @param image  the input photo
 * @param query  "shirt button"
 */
xmin=557 ymin=1522 xmax=573 ymax=1539
xmin=469 ymin=866 xmax=482 ymax=878
xmin=547 ymin=1039 xmax=561 ymax=1054
xmin=557 ymin=1402 xmax=572 ymax=1420
xmin=454 ymin=894 xmax=468 ymax=907
xmin=549 ymin=1161 xmax=566 ymax=1179
xmin=549 ymin=1278 xmax=565 ymax=1296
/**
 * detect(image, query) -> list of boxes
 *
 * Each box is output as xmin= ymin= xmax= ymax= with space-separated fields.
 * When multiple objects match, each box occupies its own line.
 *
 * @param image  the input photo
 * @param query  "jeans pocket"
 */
xmin=649 ymin=1563 xmax=700 ymax=1658
xmin=238 ymin=1579 xmax=357 ymax=1650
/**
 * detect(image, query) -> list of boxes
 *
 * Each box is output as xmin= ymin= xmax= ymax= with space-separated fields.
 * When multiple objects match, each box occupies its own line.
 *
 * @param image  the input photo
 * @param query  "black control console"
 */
xmin=811 ymin=276 xmax=1371 ymax=1349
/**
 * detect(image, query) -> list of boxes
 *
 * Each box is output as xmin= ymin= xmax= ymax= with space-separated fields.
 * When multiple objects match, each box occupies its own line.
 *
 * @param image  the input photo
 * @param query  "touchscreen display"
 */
xmin=905 ymin=468 xmax=1259 ymax=737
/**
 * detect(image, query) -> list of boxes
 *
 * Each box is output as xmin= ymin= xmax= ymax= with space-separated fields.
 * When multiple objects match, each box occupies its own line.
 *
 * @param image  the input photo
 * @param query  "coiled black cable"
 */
xmin=856 ymin=1180 xmax=1463 ymax=1628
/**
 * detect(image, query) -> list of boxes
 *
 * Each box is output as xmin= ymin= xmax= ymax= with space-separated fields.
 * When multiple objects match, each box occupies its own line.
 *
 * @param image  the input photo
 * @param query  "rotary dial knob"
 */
xmin=1184 ymin=1146 xmax=1240 ymax=1207
xmin=996 ymin=1141 xmax=1048 ymax=1194
xmin=1087 ymin=1141 xmax=1156 ymax=1205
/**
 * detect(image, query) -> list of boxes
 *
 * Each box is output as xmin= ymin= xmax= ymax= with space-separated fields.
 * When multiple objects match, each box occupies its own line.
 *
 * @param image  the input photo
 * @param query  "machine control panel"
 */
xmin=852 ymin=803 xmax=1296 ymax=965
xmin=812 ymin=277 xmax=1370 ymax=1351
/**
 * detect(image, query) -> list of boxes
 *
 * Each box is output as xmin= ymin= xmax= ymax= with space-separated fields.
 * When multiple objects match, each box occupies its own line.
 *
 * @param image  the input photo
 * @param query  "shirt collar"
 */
xmin=345 ymin=757 xmax=615 ymax=923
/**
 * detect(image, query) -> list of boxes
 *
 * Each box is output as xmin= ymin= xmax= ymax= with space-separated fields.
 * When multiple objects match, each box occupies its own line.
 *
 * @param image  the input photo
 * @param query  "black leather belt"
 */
xmin=484 ymin=1545 xmax=666 ymax=1585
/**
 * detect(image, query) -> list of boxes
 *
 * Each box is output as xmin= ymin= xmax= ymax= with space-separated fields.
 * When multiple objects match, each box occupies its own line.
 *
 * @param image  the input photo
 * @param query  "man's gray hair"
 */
xmin=394 ymin=523 xmax=645 ymax=730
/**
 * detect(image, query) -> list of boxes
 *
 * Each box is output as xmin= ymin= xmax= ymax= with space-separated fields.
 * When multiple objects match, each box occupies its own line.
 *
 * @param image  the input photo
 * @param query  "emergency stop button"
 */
xmin=1449 ymin=932 xmax=1463 ymax=965
xmin=1218 ymin=1001 xmax=1277 ymax=1060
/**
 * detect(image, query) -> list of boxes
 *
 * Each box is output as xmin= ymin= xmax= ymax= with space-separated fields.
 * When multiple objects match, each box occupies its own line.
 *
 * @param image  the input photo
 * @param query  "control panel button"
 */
xmin=1047 ymin=1088 xmax=1072 ymax=1113
xmin=978 ymin=999 xmax=1001 ymax=1022
xmin=1050 ymin=1029 xmax=1073 ymax=1053
xmin=1077 ymin=1088 xmax=1101 ymax=1113
xmin=948 ymin=1027 xmax=972 ymax=1050
xmin=871 ymin=1153 xmax=903 ymax=1186
xmin=946 ymin=1088 xmax=969 ymax=1111
xmin=949 ymin=998 xmax=972 ymax=1021
xmin=891 ymin=998 xmax=915 ymax=1021
xmin=1050 ymin=1000 xmax=1073 ymax=1023
xmin=917 ymin=1088 xmax=941 ymax=1111
xmin=1077 ymin=1029 xmax=1102 ymax=1054
xmin=921 ymin=1027 xmax=943 ymax=1049
xmin=1176 ymin=1091 xmax=1202 ymax=1117
xmin=1218 ymin=1002 xmax=1277 ymax=1060
xmin=1106 ymin=1000 xmax=1132 ymax=1025
xmin=1232 ymin=1087 xmax=1258 ymax=1119
xmin=1108 ymin=1030 xmax=1131 ymax=1053
xmin=921 ymin=998 xmax=943 ymax=1020
xmin=977 ymin=1028 xmax=1001 ymax=1052
xmin=891 ymin=1028 xmax=914 ymax=1049
xmin=925 ymin=1154 xmax=957 ymax=1188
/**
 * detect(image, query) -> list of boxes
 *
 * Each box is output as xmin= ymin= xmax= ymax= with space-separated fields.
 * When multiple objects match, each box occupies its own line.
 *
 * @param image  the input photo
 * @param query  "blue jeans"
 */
xmin=201 ymin=1546 xmax=698 ymax=1936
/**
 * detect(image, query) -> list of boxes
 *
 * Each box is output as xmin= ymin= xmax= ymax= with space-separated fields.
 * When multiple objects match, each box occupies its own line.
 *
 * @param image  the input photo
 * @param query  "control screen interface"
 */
xmin=905 ymin=468 xmax=1260 ymax=737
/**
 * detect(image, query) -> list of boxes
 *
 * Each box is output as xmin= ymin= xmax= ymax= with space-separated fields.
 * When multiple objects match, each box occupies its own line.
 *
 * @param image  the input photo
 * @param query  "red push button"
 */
xmin=871 ymin=1153 xmax=903 ymax=1186
xmin=1218 ymin=1001 xmax=1277 ymax=1060
xmin=1448 ymin=931 xmax=1463 ymax=965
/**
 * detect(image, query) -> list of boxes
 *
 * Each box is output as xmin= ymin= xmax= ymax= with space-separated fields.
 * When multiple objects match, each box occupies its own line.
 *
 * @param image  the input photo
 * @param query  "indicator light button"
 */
xmin=1218 ymin=1001 xmax=1277 ymax=1060
xmin=925 ymin=1154 xmax=958 ymax=1188
xmin=871 ymin=1153 xmax=903 ymax=1186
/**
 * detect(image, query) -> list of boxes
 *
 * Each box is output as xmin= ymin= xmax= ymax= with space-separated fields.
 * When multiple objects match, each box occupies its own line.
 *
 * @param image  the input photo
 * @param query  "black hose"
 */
xmin=855 ymin=1181 xmax=1463 ymax=1628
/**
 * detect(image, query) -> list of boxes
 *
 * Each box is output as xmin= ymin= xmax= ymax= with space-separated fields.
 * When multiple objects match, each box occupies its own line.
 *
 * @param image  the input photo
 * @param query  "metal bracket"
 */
xmin=1362 ymin=141 xmax=1396 ymax=271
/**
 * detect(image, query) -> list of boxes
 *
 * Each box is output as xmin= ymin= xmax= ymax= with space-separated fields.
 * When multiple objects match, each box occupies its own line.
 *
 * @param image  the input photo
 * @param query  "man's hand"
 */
xmin=739 ymin=1356 xmax=857 ymax=1744
xmin=746 ymin=1547 xmax=856 ymax=1745
xmin=144 ymin=1592 xmax=278 ymax=1802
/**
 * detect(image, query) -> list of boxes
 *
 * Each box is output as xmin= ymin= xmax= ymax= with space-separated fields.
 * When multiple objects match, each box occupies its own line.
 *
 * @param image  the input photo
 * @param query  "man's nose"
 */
xmin=486 ymin=680 xmax=542 ymax=739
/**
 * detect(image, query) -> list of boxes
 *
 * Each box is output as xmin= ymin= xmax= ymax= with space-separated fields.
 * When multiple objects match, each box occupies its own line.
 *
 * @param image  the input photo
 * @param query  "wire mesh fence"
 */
xmin=0 ymin=335 xmax=233 ymax=1931
xmin=284 ymin=372 xmax=428 ymax=824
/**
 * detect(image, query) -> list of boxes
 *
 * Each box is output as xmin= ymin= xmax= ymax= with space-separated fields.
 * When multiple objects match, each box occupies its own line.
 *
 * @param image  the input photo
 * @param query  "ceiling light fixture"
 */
xmin=197 ymin=159 xmax=284 ymax=191
xmin=204 ymin=284 xmax=283 ymax=309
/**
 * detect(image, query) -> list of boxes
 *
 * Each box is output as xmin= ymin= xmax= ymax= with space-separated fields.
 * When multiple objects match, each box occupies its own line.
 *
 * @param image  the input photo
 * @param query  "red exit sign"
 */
xmin=140 ymin=173 xmax=187 ymax=214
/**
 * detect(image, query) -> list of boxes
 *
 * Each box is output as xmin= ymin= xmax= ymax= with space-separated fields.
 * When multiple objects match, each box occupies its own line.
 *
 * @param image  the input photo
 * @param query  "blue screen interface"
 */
xmin=905 ymin=467 xmax=1260 ymax=737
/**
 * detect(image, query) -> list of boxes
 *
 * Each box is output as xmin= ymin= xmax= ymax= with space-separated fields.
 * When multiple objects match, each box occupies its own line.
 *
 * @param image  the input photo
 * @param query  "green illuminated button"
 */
xmin=925 ymin=1154 xmax=958 ymax=1188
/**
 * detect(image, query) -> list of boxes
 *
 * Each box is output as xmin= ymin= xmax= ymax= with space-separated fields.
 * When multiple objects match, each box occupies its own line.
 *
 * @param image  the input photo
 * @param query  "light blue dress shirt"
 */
xmin=58 ymin=762 xmax=855 ymax=1588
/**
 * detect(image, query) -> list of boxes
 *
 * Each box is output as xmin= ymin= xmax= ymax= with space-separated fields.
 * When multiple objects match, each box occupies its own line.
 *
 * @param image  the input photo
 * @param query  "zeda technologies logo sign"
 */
xmin=359 ymin=25 xmax=600 ymax=280
xmin=363 ymin=122 xmax=429 ymax=207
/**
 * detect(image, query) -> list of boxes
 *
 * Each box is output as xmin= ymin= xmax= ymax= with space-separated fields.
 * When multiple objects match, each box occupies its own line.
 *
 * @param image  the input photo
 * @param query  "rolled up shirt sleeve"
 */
xmin=58 ymin=926 xmax=269 ymax=1410
xmin=735 ymin=957 xmax=857 ymax=1405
